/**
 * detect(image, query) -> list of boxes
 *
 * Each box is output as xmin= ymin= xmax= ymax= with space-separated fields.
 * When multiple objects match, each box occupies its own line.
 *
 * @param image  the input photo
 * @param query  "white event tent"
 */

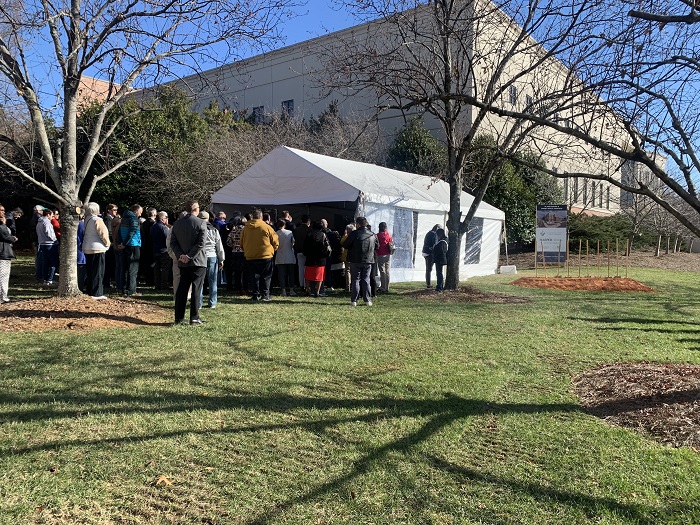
xmin=211 ymin=146 xmax=505 ymax=282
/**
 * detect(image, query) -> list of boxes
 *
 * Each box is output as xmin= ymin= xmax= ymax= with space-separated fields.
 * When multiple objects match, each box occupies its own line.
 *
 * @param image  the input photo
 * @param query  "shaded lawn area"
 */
xmin=0 ymin=258 xmax=699 ymax=524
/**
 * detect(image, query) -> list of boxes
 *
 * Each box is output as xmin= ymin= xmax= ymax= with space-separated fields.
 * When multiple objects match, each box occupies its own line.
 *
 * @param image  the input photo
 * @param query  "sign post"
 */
xmin=535 ymin=205 xmax=568 ymax=265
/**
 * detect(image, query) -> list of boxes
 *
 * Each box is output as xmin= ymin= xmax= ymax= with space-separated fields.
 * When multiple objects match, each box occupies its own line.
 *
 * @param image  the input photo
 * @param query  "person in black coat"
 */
xmin=342 ymin=216 xmax=378 ymax=306
xmin=432 ymin=228 xmax=448 ymax=292
xmin=0 ymin=213 xmax=17 ymax=303
xmin=303 ymin=221 xmax=330 ymax=297
xmin=422 ymin=224 xmax=441 ymax=288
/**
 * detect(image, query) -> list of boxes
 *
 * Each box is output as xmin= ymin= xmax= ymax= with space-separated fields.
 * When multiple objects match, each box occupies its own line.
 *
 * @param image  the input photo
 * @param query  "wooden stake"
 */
xmin=586 ymin=240 xmax=590 ymax=277
xmin=607 ymin=240 xmax=611 ymax=278
xmin=615 ymin=238 xmax=620 ymax=277
xmin=534 ymin=242 xmax=538 ymax=277
xmin=626 ymin=239 xmax=630 ymax=278
xmin=578 ymin=239 xmax=582 ymax=278
xmin=541 ymin=242 xmax=547 ymax=278
xmin=597 ymin=240 xmax=601 ymax=277
xmin=566 ymin=233 xmax=570 ymax=277
xmin=557 ymin=240 xmax=562 ymax=277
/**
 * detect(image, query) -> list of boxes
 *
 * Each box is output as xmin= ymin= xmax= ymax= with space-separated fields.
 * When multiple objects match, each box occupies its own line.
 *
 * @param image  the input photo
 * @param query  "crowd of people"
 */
xmin=0 ymin=200 xmax=449 ymax=320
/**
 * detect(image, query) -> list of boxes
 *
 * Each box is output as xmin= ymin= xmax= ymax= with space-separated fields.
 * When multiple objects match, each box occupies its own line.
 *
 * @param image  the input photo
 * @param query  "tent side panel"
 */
xmin=459 ymin=218 xmax=503 ymax=280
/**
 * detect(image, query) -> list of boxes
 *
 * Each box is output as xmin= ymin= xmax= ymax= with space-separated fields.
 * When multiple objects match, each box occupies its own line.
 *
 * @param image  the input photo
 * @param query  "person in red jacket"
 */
xmin=376 ymin=222 xmax=393 ymax=293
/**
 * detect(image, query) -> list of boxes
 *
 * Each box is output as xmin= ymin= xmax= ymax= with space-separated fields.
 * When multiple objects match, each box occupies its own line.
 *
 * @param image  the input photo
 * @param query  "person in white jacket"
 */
xmin=82 ymin=202 xmax=111 ymax=298
xmin=198 ymin=211 xmax=225 ymax=308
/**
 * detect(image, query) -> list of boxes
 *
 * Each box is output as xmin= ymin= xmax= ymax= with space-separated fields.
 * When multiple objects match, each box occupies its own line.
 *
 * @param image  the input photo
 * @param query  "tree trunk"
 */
xmin=57 ymin=203 xmax=82 ymax=296
xmin=655 ymin=234 xmax=661 ymax=256
xmin=665 ymin=236 xmax=670 ymax=254
xmin=445 ymin=177 xmax=463 ymax=290
xmin=627 ymin=230 xmax=634 ymax=256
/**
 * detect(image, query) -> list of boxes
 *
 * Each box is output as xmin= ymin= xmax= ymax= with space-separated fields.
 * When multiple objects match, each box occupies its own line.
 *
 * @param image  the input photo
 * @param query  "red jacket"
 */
xmin=376 ymin=231 xmax=393 ymax=256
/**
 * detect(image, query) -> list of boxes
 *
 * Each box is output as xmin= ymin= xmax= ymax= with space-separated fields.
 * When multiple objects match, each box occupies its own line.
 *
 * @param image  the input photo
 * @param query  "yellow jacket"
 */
xmin=240 ymin=219 xmax=279 ymax=260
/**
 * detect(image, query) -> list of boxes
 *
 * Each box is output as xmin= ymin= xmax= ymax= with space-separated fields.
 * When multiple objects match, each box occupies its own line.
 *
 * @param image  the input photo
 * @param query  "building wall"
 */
xmin=165 ymin=0 xmax=631 ymax=216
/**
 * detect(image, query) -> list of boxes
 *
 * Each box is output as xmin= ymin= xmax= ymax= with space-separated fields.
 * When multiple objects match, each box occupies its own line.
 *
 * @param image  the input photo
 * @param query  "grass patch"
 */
xmin=1 ymin=257 xmax=699 ymax=523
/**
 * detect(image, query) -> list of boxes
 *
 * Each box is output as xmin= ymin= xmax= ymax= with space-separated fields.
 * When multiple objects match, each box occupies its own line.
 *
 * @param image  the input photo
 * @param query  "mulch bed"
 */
xmin=573 ymin=363 xmax=700 ymax=450
xmin=512 ymin=277 xmax=654 ymax=292
xmin=0 ymin=296 xmax=171 ymax=332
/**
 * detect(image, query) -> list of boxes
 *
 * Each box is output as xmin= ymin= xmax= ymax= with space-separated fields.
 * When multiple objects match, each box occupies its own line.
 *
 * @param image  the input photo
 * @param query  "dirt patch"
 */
xmin=573 ymin=363 xmax=700 ymax=450
xmin=0 ymin=296 xmax=171 ymax=333
xmin=502 ymin=249 xmax=700 ymax=273
xmin=512 ymin=277 xmax=654 ymax=292
xmin=404 ymin=285 xmax=531 ymax=304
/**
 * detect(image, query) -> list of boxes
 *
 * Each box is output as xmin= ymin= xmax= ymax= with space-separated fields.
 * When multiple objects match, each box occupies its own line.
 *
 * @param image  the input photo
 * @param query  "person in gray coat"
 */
xmin=169 ymin=201 xmax=207 ymax=325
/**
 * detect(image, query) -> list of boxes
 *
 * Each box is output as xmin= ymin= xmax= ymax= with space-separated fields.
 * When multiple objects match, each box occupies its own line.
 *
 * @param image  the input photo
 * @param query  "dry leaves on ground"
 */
xmin=512 ymin=277 xmax=654 ymax=292
xmin=0 ymin=296 xmax=171 ymax=332
xmin=573 ymin=363 xmax=700 ymax=449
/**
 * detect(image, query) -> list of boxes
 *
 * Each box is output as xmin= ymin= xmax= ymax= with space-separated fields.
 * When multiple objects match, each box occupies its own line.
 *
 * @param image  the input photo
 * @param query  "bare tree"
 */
xmin=467 ymin=0 xmax=700 ymax=240
xmin=0 ymin=0 xmax=298 ymax=295
xmin=146 ymin=106 xmax=386 ymax=212
xmin=323 ymin=0 xmax=612 ymax=288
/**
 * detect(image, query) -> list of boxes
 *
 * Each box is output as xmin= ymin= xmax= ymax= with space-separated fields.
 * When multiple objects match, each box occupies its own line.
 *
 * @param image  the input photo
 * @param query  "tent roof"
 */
xmin=211 ymin=146 xmax=505 ymax=220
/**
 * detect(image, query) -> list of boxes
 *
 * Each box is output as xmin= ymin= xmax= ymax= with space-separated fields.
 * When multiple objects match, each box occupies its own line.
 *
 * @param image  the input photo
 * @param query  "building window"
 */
xmin=599 ymin=185 xmax=604 ymax=207
xmin=509 ymin=85 xmax=518 ymax=105
xmin=525 ymin=94 xmax=533 ymax=111
xmin=606 ymin=186 xmax=610 ymax=209
xmin=583 ymin=178 xmax=588 ymax=205
xmin=252 ymin=105 xmax=265 ymax=124
xmin=591 ymin=182 xmax=596 ymax=206
xmin=281 ymin=99 xmax=294 ymax=116
xmin=573 ymin=177 xmax=579 ymax=202
xmin=562 ymin=171 xmax=568 ymax=203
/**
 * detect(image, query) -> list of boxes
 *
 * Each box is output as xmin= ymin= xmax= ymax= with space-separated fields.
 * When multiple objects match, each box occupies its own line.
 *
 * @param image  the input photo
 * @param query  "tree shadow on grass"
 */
xmin=1 ymin=387 xmax=663 ymax=523
xmin=425 ymin=456 xmax=670 ymax=525
xmin=567 ymin=315 xmax=700 ymax=350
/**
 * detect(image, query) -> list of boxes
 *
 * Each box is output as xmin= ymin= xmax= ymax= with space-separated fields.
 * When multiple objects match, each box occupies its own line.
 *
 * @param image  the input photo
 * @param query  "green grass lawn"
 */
xmin=1 ymin=258 xmax=698 ymax=524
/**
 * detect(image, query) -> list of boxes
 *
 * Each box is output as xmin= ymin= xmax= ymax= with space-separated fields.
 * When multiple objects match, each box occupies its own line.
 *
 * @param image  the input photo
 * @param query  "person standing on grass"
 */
xmin=225 ymin=216 xmax=246 ymax=294
xmin=422 ymin=224 xmax=440 ymax=289
xmin=340 ymin=223 xmax=355 ymax=291
xmin=0 ymin=212 xmax=17 ymax=303
xmin=198 ymin=211 xmax=225 ymax=309
xmin=303 ymin=220 xmax=330 ymax=298
xmin=376 ymin=221 xmax=393 ymax=293
xmin=275 ymin=218 xmax=296 ymax=296
xmin=432 ymin=228 xmax=448 ymax=292
xmin=36 ymin=209 xmax=59 ymax=285
xmin=151 ymin=211 xmax=171 ymax=291
xmin=82 ymin=202 xmax=110 ymax=299
xmin=139 ymin=207 xmax=157 ymax=286
xmin=30 ymin=204 xmax=44 ymax=281
xmin=342 ymin=216 xmax=378 ymax=307
xmin=102 ymin=204 xmax=118 ymax=289
xmin=293 ymin=215 xmax=310 ymax=289
xmin=170 ymin=201 xmax=207 ymax=325
xmin=117 ymin=204 xmax=143 ymax=297
xmin=240 ymin=208 xmax=279 ymax=302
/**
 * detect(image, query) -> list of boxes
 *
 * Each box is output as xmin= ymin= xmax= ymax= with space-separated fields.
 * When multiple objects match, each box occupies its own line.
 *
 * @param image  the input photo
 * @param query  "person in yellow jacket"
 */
xmin=240 ymin=209 xmax=279 ymax=301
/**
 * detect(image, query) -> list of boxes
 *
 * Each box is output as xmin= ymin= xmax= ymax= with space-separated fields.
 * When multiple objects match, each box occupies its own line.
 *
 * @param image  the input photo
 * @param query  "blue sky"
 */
xmin=24 ymin=1 xmax=360 ymax=99
xmin=280 ymin=1 xmax=357 ymax=48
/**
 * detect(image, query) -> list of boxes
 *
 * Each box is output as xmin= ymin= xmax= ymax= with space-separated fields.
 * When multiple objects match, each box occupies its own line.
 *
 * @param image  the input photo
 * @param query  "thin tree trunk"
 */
xmin=655 ymin=234 xmax=661 ymax=256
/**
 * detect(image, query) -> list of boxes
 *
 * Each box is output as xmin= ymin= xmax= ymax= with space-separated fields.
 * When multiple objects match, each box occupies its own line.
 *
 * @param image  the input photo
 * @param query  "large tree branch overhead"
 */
xmin=0 ymin=0 xmax=300 ymax=295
